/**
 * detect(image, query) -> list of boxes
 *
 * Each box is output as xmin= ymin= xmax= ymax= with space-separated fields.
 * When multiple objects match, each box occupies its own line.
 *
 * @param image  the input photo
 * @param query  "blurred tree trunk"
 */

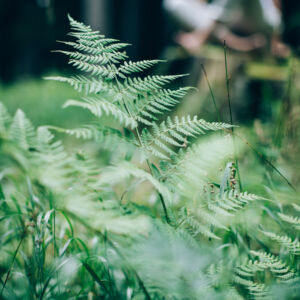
xmin=84 ymin=0 xmax=111 ymax=35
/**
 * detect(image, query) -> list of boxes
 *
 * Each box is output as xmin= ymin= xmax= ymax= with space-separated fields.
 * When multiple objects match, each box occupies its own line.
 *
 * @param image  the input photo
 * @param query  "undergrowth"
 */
xmin=0 ymin=16 xmax=299 ymax=299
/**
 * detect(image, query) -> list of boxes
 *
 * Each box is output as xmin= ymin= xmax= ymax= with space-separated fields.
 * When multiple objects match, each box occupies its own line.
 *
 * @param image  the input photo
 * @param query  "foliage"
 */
xmin=0 ymin=16 xmax=299 ymax=299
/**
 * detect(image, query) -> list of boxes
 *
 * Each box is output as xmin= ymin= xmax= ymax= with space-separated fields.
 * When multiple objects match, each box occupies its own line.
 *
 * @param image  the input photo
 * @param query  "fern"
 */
xmin=63 ymin=97 xmax=137 ymax=129
xmin=2 ymin=15 xmax=299 ymax=300
xmin=48 ymin=15 xmax=231 ymax=167
xmin=262 ymin=231 xmax=300 ymax=255
xmin=278 ymin=212 xmax=300 ymax=230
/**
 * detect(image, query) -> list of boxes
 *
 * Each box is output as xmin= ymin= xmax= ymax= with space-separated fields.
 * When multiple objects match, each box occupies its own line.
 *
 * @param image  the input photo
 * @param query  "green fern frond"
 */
xmin=57 ymin=40 xmax=127 ymax=60
xmin=123 ymin=74 xmax=186 ymax=94
xmin=45 ymin=75 xmax=115 ymax=95
xmin=292 ymin=203 xmax=300 ymax=212
xmin=47 ymin=125 xmax=96 ymax=140
xmin=141 ymin=116 xmax=232 ymax=159
xmin=214 ymin=191 xmax=261 ymax=212
xmin=68 ymin=59 xmax=117 ymax=79
xmin=54 ymin=50 xmax=125 ymax=65
xmin=262 ymin=231 xmax=300 ymax=255
xmin=9 ymin=109 xmax=36 ymax=149
xmin=118 ymin=60 xmax=163 ymax=76
xmin=179 ymin=214 xmax=221 ymax=240
xmin=63 ymin=98 xmax=137 ymax=129
xmin=249 ymin=251 xmax=298 ymax=282
xmin=132 ymin=87 xmax=193 ymax=125
xmin=278 ymin=212 xmax=300 ymax=230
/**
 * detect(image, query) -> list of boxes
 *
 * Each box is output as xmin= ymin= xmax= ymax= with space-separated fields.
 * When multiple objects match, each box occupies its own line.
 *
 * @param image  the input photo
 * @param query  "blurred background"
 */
xmin=0 ymin=0 xmax=299 ymax=186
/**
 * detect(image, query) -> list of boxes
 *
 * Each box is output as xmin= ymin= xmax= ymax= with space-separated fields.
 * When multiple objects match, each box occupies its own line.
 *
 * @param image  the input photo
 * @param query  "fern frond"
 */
xmin=250 ymin=251 xmax=298 ymax=282
xmin=179 ymin=214 xmax=221 ymax=240
xmin=141 ymin=116 xmax=232 ymax=159
xmin=292 ymin=203 xmax=300 ymax=212
xmin=53 ymin=50 xmax=124 ymax=65
xmin=9 ymin=109 xmax=36 ymax=149
xmin=278 ymin=212 xmax=300 ymax=230
xmin=124 ymin=74 xmax=186 ymax=94
xmin=118 ymin=60 xmax=163 ymax=76
xmin=47 ymin=125 xmax=96 ymax=140
xmin=262 ymin=231 xmax=300 ymax=255
xmin=214 ymin=191 xmax=261 ymax=212
xmin=68 ymin=59 xmax=117 ymax=79
xmin=45 ymin=75 xmax=115 ymax=95
xmin=57 ymin=40 xmax=127 ymax=61
xmin=63 ymin=98 xmax=137 ymax=129
xmin=132 ymin=87 xmax=193 ymax=125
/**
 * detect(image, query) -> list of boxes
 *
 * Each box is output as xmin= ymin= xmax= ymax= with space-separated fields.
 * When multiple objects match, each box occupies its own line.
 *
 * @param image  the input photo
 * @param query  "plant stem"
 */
xmin=223 ymin=41 xmax=243 ymax=191
xmin=1 ymin=233 xmax=25 ymax=296
xmin=201 ymin=64 xmax=221 ymax=122
xmin=113 ymin=72 xmax=170 ymax=224
xmin=226 ymin=128 xmax=298 ymax=193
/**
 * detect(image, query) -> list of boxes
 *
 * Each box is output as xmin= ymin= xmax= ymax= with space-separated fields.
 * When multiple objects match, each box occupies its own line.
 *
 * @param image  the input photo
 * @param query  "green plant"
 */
xmin=0 ymin=16 xmax=299 ymax=299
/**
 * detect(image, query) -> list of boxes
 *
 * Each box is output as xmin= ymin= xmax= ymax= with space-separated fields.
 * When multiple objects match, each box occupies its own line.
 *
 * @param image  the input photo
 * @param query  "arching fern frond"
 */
xmin=123 ymin=74 xmax=186 ymax=94
xmin=118 ymin=60 xmax=163 ymax=77
xmin=132 ymin=87 xmax=193 ymax=126
xmin=9 ymin=109 xmax=36 ymax=150
xmin=44 ymin=75 xmax=115 ymax=95
xmin=262 ymin=231 xmax=300 ymax=255
xmin=278 ymin=212 xmax=300 ymax=230
xmin=141 ymin=116 xmax=232 ymax=160
xmin=63 ymin=98 xmax=137 ymax=129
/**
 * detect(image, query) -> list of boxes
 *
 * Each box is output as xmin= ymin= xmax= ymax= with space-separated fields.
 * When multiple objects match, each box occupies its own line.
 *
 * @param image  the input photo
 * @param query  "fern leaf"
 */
xmin=143 ymin=116 xmax=232 ymax=159
xmin=118 ymin=60 xmax=163 ymax=76
xmin=45 ymin=75 xmax=114 ymax=95
xmin=124 ymin=74 xmax=186 ymax=94
xmin=63 ymin=98 xmax=137 ymax=129
xmin=262 ymin=231 xmax=300 ymax=255
xmin=9 ymin=109 xmax=36 ymax=149
xmin=68 ymin=59 xmax=117 ymax=79
xmin=278 ymin=212 xmax=300 ymax=230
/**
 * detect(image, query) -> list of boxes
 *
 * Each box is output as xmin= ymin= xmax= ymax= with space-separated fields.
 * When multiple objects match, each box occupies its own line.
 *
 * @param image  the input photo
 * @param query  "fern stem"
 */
xmin=114 ymin=70 xmax=171 ymax=224
xmin=223 ymin=41 xmax=242 ymax=192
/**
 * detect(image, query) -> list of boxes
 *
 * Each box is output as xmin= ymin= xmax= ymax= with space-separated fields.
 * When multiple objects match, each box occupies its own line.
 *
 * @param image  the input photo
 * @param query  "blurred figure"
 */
xmin=164 ymin=0 xmax=282 ymax=53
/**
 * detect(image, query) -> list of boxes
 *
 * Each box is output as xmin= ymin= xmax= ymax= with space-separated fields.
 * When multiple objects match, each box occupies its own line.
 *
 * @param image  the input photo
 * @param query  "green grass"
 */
xmin=0 ymin=77 xmax=93 ymax=127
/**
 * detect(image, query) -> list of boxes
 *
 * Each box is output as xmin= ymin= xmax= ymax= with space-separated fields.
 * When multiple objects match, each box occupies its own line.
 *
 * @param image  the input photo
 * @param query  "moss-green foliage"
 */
xmin=0 ymin=16 xmax=299 ymax=299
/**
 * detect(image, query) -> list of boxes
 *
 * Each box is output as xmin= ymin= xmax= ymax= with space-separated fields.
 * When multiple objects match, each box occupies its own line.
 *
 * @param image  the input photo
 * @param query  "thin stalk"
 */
xmin=274 ymin=55 xmax=294 ymax=148
xmin=1 ymin=233 xmax=25 ymax=295
xmin=223 ymin=41 xmax=242 ymax=191
xmin=201 ymin=64 xmax=221 ymax=122
xmin=227 ymin=129 xmax=298 ymax=193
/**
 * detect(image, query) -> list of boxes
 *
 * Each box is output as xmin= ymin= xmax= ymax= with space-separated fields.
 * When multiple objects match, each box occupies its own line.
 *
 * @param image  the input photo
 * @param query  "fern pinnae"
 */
xmin=278 ymin=212 xmax=300 ymax=230
xmin=63 ymin=98 xmax=137 ymax=129
xmin=118 ymin=59 xmax=164 ymax=76
xmin=262 ymin=230 xmax=300 ymax=255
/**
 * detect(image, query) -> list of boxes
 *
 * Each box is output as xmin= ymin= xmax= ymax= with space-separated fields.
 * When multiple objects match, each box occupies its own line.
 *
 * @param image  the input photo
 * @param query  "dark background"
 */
xmin=0 ymin=0 xmax=299 ymax=83
xmin=0 ymin=0 xmax=167 ymax=83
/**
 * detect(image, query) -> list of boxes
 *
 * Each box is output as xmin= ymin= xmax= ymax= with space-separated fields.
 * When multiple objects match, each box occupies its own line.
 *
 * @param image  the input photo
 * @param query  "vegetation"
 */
xmin=0 ymin=16 xmax=299 ymax=299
